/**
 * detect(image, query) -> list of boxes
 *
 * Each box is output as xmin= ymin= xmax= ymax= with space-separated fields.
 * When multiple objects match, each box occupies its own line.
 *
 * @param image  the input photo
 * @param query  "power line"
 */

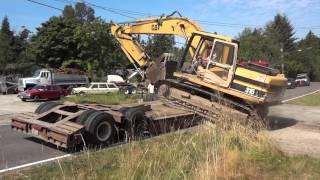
xmin=83 ymin=1 xmax=137 ymax=19
xmin=28 ymin=0 xmax=320 ymax=30
xmin=55 ymin=0 xmax=138 ymax=19
xmin=78 ymin=1 xmax=320 ymax=30
xmin=26 ymin=0 xmax=63 ymax=11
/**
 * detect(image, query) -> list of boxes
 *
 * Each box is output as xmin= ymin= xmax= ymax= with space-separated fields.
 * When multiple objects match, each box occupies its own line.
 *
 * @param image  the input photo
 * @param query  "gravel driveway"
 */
xmin=0 ymin=95 xmax=40 ymax=125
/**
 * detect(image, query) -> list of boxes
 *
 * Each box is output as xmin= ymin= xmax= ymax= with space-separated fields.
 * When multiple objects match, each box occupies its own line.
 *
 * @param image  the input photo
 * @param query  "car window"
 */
xmin=40 ymin=72 xmax=45 ymax=78
xmin=99 ymin=84 xmax=107 ymax=88
xmin=91 ymin=84 xmax=98 ymax=88
xmin=40 ymin=72 xmax=49 ymax=78
xmin=108 ymin=84 xmax=116 ymax=88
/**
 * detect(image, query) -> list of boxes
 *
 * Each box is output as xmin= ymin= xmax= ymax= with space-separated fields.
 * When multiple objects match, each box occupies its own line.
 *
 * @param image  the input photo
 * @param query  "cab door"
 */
xmin=107 ymin=83 xmax=119 ymax=93
xmin=40 ymin=71 xmax=50 ymax=84
xmin=88 ymin=84 xmax=99 ymax=94
xmin=201 ymin=39 xmax=238 ymax=88
xmin=98 ymin=83 xmax=109 ymax=94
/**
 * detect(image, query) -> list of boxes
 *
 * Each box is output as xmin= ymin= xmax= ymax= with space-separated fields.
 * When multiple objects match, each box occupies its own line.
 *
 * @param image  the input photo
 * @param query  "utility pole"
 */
xmin=280 ymin=43 xmax=284 ymax=74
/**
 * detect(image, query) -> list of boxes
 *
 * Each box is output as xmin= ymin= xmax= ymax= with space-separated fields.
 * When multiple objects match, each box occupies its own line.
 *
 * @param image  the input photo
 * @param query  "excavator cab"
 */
xmin=180 ymin=33 xmax=238 ymax=88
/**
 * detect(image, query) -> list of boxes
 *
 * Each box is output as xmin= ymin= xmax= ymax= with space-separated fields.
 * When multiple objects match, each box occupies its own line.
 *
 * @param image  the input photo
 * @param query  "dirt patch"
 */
xmin=267 ymin=104 xmax=320 ymax=158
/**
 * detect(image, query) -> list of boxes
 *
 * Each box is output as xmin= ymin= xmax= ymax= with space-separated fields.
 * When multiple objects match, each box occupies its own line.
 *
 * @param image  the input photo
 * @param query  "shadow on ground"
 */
xmin=267 ymin=116 xmax=297 ymax=130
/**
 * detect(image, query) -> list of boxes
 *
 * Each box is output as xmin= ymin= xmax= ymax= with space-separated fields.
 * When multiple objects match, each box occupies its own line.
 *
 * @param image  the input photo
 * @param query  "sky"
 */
xmin=0 ymin=0 xmax=320 ymax=40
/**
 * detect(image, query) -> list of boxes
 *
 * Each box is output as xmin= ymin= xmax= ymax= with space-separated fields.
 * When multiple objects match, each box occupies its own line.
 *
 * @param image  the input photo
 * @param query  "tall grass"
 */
xmin=5 ymin=112 xmax=320 ymax=179
xmin=62 ymin=93 xmax=140 ymax=105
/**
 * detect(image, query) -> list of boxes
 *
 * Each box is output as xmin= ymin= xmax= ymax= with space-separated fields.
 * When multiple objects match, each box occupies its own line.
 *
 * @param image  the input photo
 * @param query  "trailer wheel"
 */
xmin=125 ymin=108 xmax=148 ymax=139
xmin=35 ymin=102 xmax=59 ymax=114
xmin=76 ymin=109 xmax=97 ymax=125
xmin=85 ymin=112 xmax=117 ymax=145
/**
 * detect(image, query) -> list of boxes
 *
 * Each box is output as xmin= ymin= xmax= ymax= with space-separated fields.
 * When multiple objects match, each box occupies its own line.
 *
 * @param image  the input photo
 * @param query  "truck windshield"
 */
xmin=33 ymin=70 xmax=41 ymax=77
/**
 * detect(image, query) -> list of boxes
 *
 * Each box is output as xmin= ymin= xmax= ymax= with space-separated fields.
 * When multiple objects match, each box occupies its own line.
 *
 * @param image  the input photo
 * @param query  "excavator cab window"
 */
xmin=185 ymin=34 xmax=238 ymax=87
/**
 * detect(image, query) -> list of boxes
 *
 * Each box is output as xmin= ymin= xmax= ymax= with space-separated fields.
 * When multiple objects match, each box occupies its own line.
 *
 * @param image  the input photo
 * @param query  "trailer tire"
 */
xmin=35 ymin=102 xmax=59 ymax=114
xmin=125 ymin=108 xmax=148 ymax=138
xmin=76 ymin=109 xmax=97 ymax=125
xmin=85 ymin=112 xmax=117 ymax=145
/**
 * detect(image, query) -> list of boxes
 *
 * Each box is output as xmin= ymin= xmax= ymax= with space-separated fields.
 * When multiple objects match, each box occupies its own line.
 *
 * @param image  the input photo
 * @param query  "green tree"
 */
xmin=30 ymin=16 xmax=79 ymax=67
xmin=145 ymin=35 xmax=175 ymax=59
xmin=237 ymin=28 xmax=280 ymax=64
xmin=62 ymin=5 xmax=76 ymax=20
xmin=30 ymin=2 xmax=128 ymax=80
xmin=293 ymin=31 xmax=320 ymax=80
xmin=10 ymin=28 xmax=31 ymax=63
xmin=75 ymin=2 xmax=95 ymax=23
xmin=0 ymin=16 xmax=14 ymax=71
xmin=265 ymin=14 xmax=296 ymax=52
xmin=0 ymin=16 xmax=13 ymax=37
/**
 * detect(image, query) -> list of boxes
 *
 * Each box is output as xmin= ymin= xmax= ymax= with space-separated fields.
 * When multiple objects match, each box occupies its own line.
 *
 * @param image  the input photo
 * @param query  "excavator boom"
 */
xmin=111 ymin=14 xmax=203 ymax=68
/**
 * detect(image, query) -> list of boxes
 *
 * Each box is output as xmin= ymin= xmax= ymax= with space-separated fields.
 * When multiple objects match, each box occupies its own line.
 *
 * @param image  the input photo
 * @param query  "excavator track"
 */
xmin=156 ymin=79 xmax=260 ymax=122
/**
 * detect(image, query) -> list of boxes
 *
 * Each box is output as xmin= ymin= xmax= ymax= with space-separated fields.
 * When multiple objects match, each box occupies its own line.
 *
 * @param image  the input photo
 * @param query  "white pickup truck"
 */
xmin=72 ymin=82 xmax=119 ymax=95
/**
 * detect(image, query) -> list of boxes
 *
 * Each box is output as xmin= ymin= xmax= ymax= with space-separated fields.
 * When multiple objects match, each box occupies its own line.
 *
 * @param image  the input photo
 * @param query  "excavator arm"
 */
xmin=111 ymin=13 xmax=202 ymax=69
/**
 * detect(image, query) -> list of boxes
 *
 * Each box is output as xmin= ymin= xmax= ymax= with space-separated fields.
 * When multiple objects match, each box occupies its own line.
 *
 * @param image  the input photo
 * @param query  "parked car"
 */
xmin=18 ymin=85 xmax=67 ymax=101
xmin=295 ymin=73 xmax=310 ymax=86
xmin=287 ymin=78 xmax=296 ymax=89
xmin=72 ymin=82 xmax=119 ymax=95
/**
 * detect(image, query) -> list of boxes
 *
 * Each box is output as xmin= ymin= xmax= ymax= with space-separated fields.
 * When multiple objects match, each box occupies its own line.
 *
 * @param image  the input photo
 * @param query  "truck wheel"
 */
xmin=35 ymin=102 xmax=60 ymax=114
xmin=125 ymin=108 xmax=148 ymax=139
xmin=85 ymin=112 xmax=117 ymax=145
xmin=34 ymin=95 xmax=40 ymax=101
xmin=76 ymin=109 xmax=97 ymax=125
xmin=21 ymin=98 xmax=26 ymax=102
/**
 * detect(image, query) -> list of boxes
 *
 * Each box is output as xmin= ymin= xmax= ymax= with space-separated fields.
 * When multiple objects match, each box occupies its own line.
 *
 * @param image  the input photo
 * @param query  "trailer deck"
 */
xmin=11 ymin=100 xmax=197 ymax=148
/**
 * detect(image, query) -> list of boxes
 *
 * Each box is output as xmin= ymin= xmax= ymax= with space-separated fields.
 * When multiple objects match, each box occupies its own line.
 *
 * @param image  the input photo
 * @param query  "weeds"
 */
xmin=62 ymin=93 xmax=140 ymax=105
xmin=4 ymin=111 xmax=320 ymax=179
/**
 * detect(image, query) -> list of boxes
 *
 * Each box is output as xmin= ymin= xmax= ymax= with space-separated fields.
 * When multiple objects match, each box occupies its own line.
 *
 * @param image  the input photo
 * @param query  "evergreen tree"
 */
xmin=0 ymin=16 xmax=14 ymax=70
xmin=1 ymin=16 xmax=13 ymax=37
xmin=75 ymin=2 xmax=95 ymax=23
xmin=265 ymin=14 xmax=296 ymax=52
xmin=63 ymin=5 xmax=76 ymax=20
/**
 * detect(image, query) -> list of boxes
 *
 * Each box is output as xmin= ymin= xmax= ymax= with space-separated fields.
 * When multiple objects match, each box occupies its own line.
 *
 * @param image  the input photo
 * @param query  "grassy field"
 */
xmin=62 ymin=93 xmax=140 ymax=105
xmin=288 ymin=92 xmax=320 ymax=106
xmin=4 ymin=115 xmax=320 ymax=179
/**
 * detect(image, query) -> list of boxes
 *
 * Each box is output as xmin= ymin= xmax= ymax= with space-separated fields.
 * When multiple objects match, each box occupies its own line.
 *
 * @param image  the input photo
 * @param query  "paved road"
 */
xmin=282 ymin=82 xmax=320 ymax=101
xmin=0 ymin=125 xmax=66 ymax=170
xmin=0 ymin=83 xmax=320 ymax=172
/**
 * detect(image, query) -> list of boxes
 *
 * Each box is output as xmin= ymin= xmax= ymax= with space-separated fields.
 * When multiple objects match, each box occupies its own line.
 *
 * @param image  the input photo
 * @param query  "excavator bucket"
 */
xmin=145 ymin=53 xmax=177 ymax=84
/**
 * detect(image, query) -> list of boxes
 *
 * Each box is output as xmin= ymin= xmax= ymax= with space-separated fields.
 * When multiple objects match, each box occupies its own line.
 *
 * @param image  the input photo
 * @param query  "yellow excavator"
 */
xmin=111 ymin=12 xmax=287 ymax=120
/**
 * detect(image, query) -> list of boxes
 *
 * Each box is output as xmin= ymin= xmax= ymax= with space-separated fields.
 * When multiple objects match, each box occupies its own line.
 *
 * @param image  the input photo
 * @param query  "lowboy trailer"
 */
xmin=11 ymin=101 xmax=199 ymax=149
